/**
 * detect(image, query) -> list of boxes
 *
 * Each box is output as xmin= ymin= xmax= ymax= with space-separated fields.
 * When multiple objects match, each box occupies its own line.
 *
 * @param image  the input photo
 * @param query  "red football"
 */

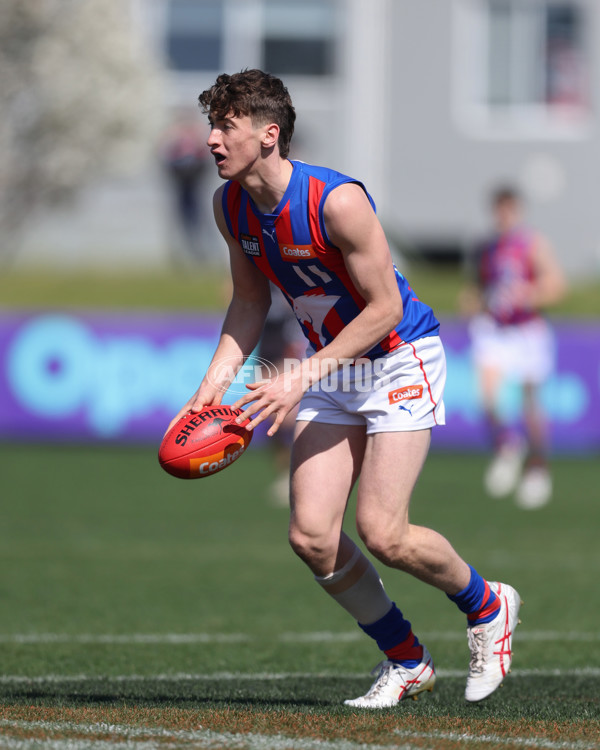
xmin=159 ymin=405 xmax=253 ymax=479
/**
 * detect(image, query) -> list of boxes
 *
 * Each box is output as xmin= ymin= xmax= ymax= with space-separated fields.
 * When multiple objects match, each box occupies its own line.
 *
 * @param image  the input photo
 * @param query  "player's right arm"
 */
xmin=166 ymin=186 xmax=271 ymax=432
xmin=527 ymin=233 xmax=567 ymax=309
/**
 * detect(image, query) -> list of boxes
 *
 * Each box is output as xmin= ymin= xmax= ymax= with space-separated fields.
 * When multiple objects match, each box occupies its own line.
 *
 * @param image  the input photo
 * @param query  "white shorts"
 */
xmin=469 ymin=314 xmax=555 ymax=384
xmin=296 ymin=336 xmax=446 ymax=434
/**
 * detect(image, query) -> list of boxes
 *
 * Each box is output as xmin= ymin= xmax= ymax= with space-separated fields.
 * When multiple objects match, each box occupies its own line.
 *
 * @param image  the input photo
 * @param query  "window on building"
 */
xmin=166 ymin=0 xmax=223 ymax=72
xmin=487 ymin=0 xmax=587 ymax=109
xmin=262 ymin=0 xmax=337 ymax=76
xmin=545 ymin=4 xmax=587 ymax=106
xmin=455 ymin=0 xmax=590 ymax=137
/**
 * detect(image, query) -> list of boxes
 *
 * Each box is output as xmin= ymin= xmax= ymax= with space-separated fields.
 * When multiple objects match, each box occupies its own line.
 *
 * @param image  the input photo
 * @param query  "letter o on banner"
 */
xmin=6 ymin=315 xmax=94 ymax=417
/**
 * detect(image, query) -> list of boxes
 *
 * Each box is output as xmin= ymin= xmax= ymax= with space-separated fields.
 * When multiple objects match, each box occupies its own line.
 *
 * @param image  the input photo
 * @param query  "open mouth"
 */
xmin=213 ymin=153 xmax=226 ymax=165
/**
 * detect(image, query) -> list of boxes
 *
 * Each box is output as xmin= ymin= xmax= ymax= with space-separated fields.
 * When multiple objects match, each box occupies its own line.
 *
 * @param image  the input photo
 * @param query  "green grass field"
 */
xmin=0 ymin=266 xmax=599 ymax=317
xmin=0 ymin=442 xmax=598 ymax=749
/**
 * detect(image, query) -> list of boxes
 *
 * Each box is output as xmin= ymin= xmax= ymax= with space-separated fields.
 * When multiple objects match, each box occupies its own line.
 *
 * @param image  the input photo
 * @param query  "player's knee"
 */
xmin=358 ymin=523 xmax=413 ymax=569
xmin=288 ymin=526 xmax=318 ymax=561
xmin=288 ymin=526 xmax=336 ymax=567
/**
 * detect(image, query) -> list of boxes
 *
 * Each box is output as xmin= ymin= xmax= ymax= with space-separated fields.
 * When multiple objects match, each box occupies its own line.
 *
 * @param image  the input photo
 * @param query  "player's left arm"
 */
xmin=314 ymin=182 xmax=404 ymax=361
xmin=233 ymin=183 xmax=404 ymax=434
xmin=527 ymin=233 xmax=568 ymax=310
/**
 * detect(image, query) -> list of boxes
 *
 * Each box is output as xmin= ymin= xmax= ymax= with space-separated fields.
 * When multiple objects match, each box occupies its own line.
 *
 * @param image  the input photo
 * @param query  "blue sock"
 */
xmin=447 ymin=565 xmax=500 ymax=625
xmin=359 ymin=603 xmax=423 ymax=667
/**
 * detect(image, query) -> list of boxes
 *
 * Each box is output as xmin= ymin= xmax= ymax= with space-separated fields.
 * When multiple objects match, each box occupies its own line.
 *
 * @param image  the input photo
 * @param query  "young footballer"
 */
xmin=169 ymin=69 xmax=521 ymax=707
xmin=463 ymin=187 xmax=566 ymax=509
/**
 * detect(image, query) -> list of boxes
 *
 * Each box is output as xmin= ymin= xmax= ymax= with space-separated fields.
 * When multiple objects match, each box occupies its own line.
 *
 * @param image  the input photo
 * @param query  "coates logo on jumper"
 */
xmin=388 ymin=385 xmax=423 ymax=405
xmin=279 ymin=243 xmax=316 ymax=262
xmin=207 ymin=355 xmax=279 ymax=395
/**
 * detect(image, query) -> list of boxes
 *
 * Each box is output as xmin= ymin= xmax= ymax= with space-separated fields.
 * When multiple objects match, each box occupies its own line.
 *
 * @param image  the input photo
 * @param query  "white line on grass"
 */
xmin=0 ymin=667 xmax=598 ymax=684
xmin=0 ymin=633 xmax=250 ymax=645
xmin=0 ymin=738 xmax=158 ymax=750
xmin=393 ymin=728 xmax=597 ymax=750
xmin=1 ymin=718 xmax=597 ymax=750
xmin=0 ymin=719 xmax=413 ymax=750
xmin=0 ymin=630 xmax=598 ymax=645
xmin=280 ymin=630 xmax=600 ymax=643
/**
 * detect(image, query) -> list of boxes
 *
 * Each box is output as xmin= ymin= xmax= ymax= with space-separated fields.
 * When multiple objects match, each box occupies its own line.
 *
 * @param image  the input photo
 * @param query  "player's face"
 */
xmin=493 ymin=199 xmax=521 ymax=234
xmin=207 ymin=113 xmax=265 ymax=180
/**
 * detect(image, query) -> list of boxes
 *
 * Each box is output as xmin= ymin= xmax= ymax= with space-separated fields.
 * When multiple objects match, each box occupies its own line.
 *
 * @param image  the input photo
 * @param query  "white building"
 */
xmin=20 ymin=0 xmax=600 ymax=278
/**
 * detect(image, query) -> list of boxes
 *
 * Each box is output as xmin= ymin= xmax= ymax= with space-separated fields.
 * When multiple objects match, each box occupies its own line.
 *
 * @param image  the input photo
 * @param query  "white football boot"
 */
xmin=484 ymin=443 xmax=526 ymax=498
xmin=515 ymin=467 xmax=552 ymax=510
xmin=465 ymin=581 xmax=522 ymax=702
xmin=344 ymin=647 xmax=436 ymax=708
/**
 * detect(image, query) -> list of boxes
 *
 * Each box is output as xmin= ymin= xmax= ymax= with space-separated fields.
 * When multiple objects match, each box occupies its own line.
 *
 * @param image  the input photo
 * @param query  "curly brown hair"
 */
xmin=198 ymin=69 xmax=296 ymax=159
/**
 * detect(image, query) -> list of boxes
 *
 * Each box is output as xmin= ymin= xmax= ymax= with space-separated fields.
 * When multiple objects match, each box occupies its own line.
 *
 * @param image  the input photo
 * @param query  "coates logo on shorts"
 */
xmin=207 ymin=355 xmax=279 ymax=395
xmin=279 ymin=243 xmax=317 ymax=262
xmin=388 ymin=385 xmax=423 ymax=405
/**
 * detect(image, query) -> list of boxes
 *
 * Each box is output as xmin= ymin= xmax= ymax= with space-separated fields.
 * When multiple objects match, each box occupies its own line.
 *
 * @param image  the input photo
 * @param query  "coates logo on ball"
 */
xmin=158 ymin=405 xmax=253 ymax=479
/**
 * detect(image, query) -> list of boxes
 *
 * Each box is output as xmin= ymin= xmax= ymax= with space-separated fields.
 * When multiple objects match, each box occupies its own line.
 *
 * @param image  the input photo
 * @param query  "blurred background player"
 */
xmin=161 ymin=108 xmax=210 ymax=264
xmin=461 ymin=186 xmax=567 ymax=509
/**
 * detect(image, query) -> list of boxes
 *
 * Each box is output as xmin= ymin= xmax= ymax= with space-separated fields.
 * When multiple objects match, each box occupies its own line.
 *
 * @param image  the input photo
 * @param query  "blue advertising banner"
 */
xmin=433 ymin=319 xmax=599 ymax=452
xmin=1 ymin=311 xmax=598 ymax=452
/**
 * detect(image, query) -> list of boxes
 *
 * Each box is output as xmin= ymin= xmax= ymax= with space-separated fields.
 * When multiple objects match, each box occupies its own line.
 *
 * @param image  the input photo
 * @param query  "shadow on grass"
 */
xmin=0 ymin=675 xmax=598 ymax=721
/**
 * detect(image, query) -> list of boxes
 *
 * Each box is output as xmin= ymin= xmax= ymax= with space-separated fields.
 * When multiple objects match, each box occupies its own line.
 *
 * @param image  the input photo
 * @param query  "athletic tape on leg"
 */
xmin=315 ymin=544 xmax=393 ymax=625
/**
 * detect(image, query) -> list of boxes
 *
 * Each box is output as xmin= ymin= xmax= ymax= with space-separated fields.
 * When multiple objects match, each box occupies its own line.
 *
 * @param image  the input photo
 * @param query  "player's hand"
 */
xmin=489 ymin=280 xmax=535 ymax=317
xmin=231 ymin=368 xmax=305 ymax=437
xmin=165 ymin=383 xmax=223 ymax=435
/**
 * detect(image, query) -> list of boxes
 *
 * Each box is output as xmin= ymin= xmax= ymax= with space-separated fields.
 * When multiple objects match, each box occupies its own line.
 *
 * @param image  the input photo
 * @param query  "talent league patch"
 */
xmin=387 ymin=385 xmax=423 ymax=405
xmin=241 ymin=233 xmax=261 ymax=256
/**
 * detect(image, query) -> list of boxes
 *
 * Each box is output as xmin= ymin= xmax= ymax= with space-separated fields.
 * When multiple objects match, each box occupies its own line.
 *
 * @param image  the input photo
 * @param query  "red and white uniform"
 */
xmin=470 ymin=228 xmax=555 ymax=384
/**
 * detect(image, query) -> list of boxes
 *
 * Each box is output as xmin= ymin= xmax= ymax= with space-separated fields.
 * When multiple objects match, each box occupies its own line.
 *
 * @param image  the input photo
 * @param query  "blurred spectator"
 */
xmin=161 ymin=108 xmax=210 ymax=264
xmin=460 ymin=186 xmax=567 ymax=509
xmin=258 ymin=282 xmax=306 ymax=506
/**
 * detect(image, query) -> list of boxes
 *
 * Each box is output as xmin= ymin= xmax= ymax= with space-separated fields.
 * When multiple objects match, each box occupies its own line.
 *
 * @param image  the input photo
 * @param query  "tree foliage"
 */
xmin=0 ymin=0 xmax=162 ymax=257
